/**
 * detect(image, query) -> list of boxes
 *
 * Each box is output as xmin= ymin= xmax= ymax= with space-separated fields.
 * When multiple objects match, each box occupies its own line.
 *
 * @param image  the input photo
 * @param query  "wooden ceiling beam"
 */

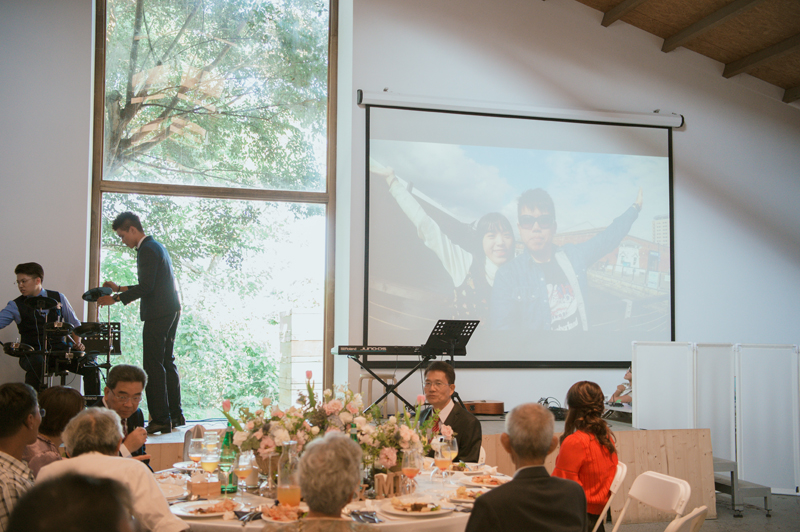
xmin=724 ymin=33 xmax=800 ymax=78
xmin=783 ymin=85 xmax=800 ymax=104
xmin=601 ymin=0 xmax=651 ymax=28
xmin=661 ymin=0 xmax=768 ymax=53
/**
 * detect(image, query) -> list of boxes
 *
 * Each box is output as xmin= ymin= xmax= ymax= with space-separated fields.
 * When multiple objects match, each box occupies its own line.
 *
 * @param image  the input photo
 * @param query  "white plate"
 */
xmin=448 ymin=489 xmax=488 ymax=503
xmin=380 ymin=500 xmax=454 ymax=518
xmin=460 ymin=476 xmax=511 ymax=488
xmin=448 ymin=462 xmax=485 ymax=475
xmin=170 ymin=500 xmax=243 ymax=518
xmin=158 ymin=483 xmax=186 ymax=500
xmin=172 ymin=461 xmax=199 ymax=471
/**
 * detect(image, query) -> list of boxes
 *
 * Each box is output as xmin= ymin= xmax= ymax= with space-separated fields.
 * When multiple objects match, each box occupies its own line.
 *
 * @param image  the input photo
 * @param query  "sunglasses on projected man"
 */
xmin=518 ymin=213 xmax=556 ymax=230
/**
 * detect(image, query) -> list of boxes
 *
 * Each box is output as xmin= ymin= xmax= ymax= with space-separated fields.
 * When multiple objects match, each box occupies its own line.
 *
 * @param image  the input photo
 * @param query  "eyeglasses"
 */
xmin=518 ymin=214 xmax=555 ymax=230
xmin=109 ymin=389 xmax=143 ymax=405
xmin=424 ymin=381 xmax=450 ymax=390
xmin=13 ymin=278 xmax=35 ymax=286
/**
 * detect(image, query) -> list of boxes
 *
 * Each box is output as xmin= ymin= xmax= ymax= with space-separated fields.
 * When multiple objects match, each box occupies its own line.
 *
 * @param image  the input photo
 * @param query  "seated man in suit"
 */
xmin=92 ymin=365 xmax=149 ymax=462
xmin=466 ymin=403 xmax=587 ymax=532
xmin=420 ymin=361 xmax=482 ymax=462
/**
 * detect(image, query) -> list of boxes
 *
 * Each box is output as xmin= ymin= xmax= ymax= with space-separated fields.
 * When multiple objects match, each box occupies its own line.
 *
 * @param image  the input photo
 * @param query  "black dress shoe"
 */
xmin=172 ymin=415 xmax=187 ymax=429
xmin=146 ymin=422 xmax=172 ymax=435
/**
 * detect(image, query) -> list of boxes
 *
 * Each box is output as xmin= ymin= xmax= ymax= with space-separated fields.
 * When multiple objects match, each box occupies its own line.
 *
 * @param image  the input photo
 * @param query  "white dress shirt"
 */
xmin=38 ymin=452 xmax=188 ymax=532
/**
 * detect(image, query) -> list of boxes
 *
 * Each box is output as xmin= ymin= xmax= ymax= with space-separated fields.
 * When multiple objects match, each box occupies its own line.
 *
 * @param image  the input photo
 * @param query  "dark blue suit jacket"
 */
xmin=119 ymin=235 xmax=180 ymax=321
xmin=466 ymin=466 xmax=587 ymax=532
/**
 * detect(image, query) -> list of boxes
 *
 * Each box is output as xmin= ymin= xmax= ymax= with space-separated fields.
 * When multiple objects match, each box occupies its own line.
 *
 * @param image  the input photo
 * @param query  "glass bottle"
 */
xmin=277 ymin=441 xmax=301 ymax=506
xmin=220 ymin=423 xmax=238 ymax=494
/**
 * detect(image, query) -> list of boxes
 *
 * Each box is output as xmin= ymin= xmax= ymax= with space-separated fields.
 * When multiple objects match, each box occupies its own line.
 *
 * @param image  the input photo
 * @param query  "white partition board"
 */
xmin=632 ymin=342 xmax=694 ymax=430
xmin=695 ymin=343 xmax=736 ymax=461
xmin=736 ymin=344 xmax=800 ymax=495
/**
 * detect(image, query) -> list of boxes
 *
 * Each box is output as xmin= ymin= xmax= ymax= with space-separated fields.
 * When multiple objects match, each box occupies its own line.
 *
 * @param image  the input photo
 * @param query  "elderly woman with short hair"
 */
xmin=264 ymin=432 xmax=373 ymax=531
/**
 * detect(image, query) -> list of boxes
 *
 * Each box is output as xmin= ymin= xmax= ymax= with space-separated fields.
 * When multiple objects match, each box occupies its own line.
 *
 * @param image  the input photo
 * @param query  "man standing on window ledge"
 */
xmin=97 ymin=212 xmax=184 ymax=435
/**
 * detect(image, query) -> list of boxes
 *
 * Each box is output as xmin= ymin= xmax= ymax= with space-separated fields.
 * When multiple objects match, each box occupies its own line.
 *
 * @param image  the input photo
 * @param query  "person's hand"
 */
xmin=97 ymin=295 xmax=116 ymax=307
xmin=123 ymin=427 xmax=148 ymax=452
xmin=103 ymin=281 xmax=120 ymax=292
xmin=616 ymin=384 xmax=626 ymax=393
xmin=74 ymin=341 xmax=85 ymax=351
xmin=634 ymin=187 xmax=643 ymax=211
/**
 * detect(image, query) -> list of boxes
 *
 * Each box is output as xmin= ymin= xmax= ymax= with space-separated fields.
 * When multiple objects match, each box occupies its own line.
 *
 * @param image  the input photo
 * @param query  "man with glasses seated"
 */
xmin=491 ymin=188 xmax=642 ymax=331
xmin=418 ymin=361 xmax=482 ymax=463
xmin=0 ymin=263 xmax=100 ymax=396
xmin=92 ymin=365 xmax=149 ymax=463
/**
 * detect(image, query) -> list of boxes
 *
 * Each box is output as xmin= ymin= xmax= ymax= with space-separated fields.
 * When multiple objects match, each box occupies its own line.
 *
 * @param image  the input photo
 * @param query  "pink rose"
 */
xmin=440 ymin=424 xmax=454 ymax=440
xmin=306 ymin=370 xmax=313 ymax=379
xmin=222 ymin=399 xmax=231 ymax=412
xmin=346 ymin=402 xmax=358 ymax=414
xmin=378 ymin=447 xmax=398 ymax=469
xmin=416 ymin=394 xmax=426 ymax=405
xmin=246 ymin=420 xmax=255 ymax=430
xmin=324 ymin=399 xmax=343 ymax=416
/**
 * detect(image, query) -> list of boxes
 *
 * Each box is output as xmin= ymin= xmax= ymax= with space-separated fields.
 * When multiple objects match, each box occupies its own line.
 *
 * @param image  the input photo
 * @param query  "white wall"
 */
xmin=0 ymin=0 xmax=94 ymax=383
xmin=340 ymin=0 xmax=800 ymax=408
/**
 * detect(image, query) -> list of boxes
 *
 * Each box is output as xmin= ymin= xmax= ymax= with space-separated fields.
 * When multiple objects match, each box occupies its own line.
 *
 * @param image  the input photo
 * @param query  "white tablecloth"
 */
xmin=177 ymin=475 xmax=476 ymax=532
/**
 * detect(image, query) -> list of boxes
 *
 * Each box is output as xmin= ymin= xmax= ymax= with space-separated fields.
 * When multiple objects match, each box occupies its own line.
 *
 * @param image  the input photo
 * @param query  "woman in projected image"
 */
xmin=371 ymin=159 xmax=514 ymax=320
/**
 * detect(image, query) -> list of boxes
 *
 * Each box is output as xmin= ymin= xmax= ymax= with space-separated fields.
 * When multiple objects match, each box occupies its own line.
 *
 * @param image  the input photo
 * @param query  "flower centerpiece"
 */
xmin=356 ymin=394 xmax=439 ymax=470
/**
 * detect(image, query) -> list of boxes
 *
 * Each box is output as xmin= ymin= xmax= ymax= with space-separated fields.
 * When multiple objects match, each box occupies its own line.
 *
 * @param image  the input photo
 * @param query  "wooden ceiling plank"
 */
xmin=783 ymin=85 xmax=800 ymax=104
xmin=661 ymin=0 xmax=768 ymax=53
xmin=601 ymin=0 xmax=651 ymax=27
xmin=723 ymin=33 xmax=800 ymax=78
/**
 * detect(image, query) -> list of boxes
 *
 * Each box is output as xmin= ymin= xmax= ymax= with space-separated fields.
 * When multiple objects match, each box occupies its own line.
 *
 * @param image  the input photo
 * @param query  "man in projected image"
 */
xmin=490 ymin=188 xmax=641 ymax=331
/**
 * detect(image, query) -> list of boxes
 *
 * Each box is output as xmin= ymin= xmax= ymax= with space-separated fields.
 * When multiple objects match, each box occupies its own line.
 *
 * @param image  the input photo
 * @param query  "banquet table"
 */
xmin=171 ymin=471 xmax=499 ymax=532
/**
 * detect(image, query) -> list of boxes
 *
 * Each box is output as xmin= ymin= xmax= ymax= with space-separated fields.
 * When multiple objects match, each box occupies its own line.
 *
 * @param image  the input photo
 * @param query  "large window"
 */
xmin=92 ymin=0 xmax=334 ymax=419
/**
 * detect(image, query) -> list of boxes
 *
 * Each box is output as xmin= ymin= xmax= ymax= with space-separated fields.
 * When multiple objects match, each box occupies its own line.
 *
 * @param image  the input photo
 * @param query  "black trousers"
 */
xmin=142 ymin=311 xmax=182 ymax=425
xmin=19 ymin=352 xmax=100 ymax=395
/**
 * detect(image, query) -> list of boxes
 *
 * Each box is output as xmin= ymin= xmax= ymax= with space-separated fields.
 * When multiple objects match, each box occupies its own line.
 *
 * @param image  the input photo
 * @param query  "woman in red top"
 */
xmin=552 ymin=381 xmax=618 ymax=532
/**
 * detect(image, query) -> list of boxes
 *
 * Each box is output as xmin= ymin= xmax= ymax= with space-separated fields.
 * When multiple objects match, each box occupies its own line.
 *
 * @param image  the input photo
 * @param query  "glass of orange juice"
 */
xmin=401 ymin=449 xmax=423 ymax=495
xmin=188 ymin=438 xmax=204 ymax=470
xmin=277 ymin=441 xmax=301 ymax=507
xmin=234 ymin=451 xmax=255 ymax=503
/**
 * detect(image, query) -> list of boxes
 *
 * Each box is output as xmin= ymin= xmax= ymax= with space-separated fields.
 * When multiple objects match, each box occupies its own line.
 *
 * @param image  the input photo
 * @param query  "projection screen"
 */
xmin=364 ymin=103 xmax=674 ymax=365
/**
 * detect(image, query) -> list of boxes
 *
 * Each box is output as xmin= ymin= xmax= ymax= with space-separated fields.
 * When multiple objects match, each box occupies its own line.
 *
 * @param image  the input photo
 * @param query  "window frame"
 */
xmin=89 ymin=0 xmax=339 ymax=389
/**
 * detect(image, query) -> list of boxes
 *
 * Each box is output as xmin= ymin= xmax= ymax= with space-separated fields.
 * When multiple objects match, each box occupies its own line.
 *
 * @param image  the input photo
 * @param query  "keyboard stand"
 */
xmin=346 ymin=320 xmax=479 ymax=414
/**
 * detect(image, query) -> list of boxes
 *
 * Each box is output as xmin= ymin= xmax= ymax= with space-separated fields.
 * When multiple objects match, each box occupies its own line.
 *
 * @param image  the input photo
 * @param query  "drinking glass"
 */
xmin=234 ymin=452 xmax=255 ymax=502
xmin=200 ymin=448 xmax=220 ymax=476
xmin=434 ymin=439 xmax=454 ymax=487
xmin=188 ymin=438 xmax=204 ymax=469
xmin=203 ymin=433 xmax=220 ymax=452
xmin=219 ymin=447 xmax=237 ymax=498
xmin=277 ymin=441 xmax=301 ymax=507
xmin=401 ymin=450 xmax=423 ymax=495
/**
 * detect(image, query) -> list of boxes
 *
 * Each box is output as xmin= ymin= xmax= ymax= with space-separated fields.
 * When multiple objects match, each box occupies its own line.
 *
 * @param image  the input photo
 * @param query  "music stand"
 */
xmin=356 ymin=319 xmax=479 ymax=413
xmin=82 ymin=322 xmax=121 ymax=393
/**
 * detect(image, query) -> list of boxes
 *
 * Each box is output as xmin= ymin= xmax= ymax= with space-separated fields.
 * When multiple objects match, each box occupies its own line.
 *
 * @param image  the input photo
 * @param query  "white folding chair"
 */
xmin=591 ymin=461 xmax=628 ymax=532
xmin=610 ymin=471 xmax=691 ymax=532
xmin=663 ymin=506 xmax=708 ymax=532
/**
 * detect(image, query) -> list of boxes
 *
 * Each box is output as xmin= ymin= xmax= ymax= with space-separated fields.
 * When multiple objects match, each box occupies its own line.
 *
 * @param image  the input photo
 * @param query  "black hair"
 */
xmin=424 ymin=361 xmax=456 ymax=385
xmin=111 ymin=211 xmax=144 ymax=233
xmin=518 ymin=188 xmax=556 ymax=220
xmin=0 ymin=383 xmax=38 ymax=438
xmin=14 ymin=263 xmax=44 ymax=282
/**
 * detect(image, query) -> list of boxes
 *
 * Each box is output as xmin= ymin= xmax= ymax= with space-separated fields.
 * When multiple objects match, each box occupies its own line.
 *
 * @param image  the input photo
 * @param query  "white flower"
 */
xmin=271 ymin=427 xmax=290 ymax=445
xmin=311 ymin=426 xmax=320 ymax=435
xmin=354 ymin=416 xmax=367 ymax=428
xmin=233 ymin=431 xmax=247 ymax=448
xmin=323 ymin=389 xmax=332 ymax=398
xmin=339 ymin=411 xmax=353 ymax=424
xmin=388 ymin=416 xmax=397 ymax=425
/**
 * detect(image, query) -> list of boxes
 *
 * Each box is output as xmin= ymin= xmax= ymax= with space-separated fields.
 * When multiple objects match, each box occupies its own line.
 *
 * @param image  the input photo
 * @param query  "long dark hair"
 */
xmin=561 ymin=381 xmax=616 ymax=455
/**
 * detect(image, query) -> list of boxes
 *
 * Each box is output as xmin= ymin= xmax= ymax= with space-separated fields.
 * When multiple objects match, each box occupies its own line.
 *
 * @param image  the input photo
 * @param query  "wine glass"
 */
xmin=219 ymin=447 xmax=237 ymax=499
xmin=401 ymin=449 xmax=423 ymax=495
xmin=444 ymin=437 xmax=459 ymax=473
xmin=434 ymin=439 xmax=453 ymax=488
xmin=234 ymin=451 xmax=255 ymax=503
xmin=188 ymin=438 xmax=204 ymax=470
xmin=200 ymin=447 xmax=220 ymax=479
